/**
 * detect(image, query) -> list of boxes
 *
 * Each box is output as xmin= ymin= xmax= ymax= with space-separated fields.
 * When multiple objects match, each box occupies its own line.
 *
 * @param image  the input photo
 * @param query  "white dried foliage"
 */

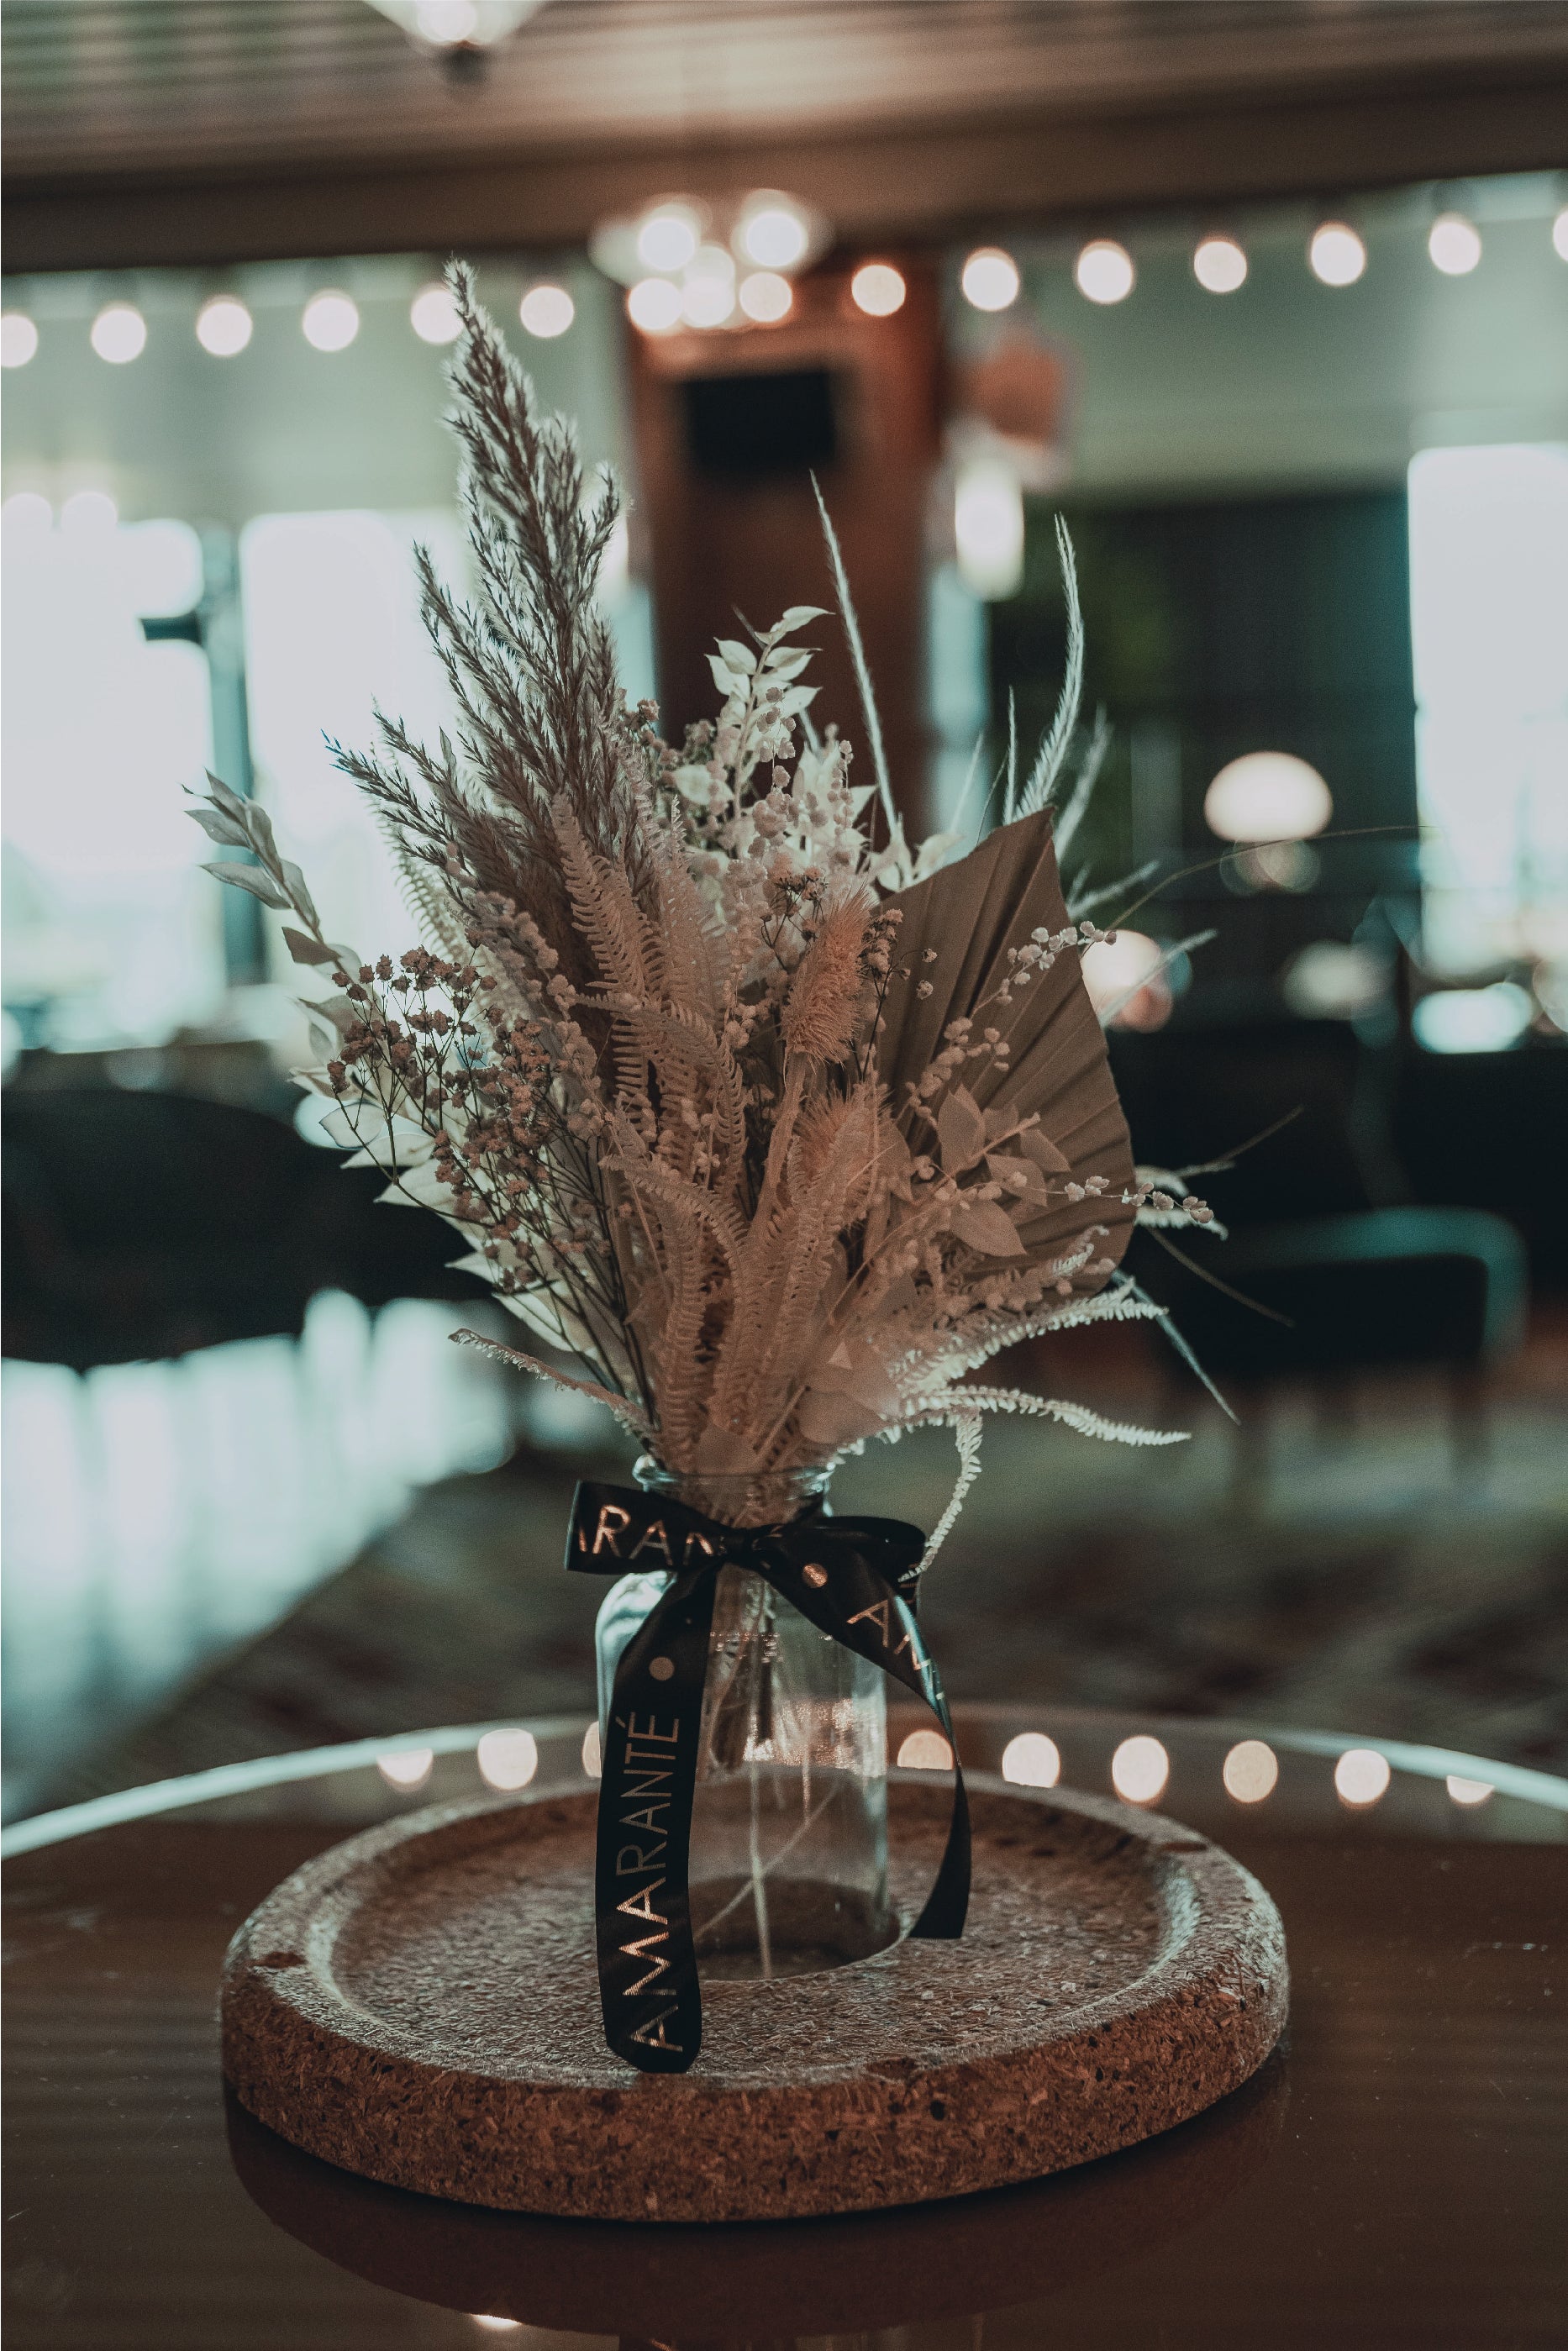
xmin=192 ymin=267 xmax=1206 ymax=1565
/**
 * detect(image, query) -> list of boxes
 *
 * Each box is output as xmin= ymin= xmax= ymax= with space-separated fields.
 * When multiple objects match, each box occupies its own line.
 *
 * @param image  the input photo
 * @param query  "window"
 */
xmin=1408 ymin=443 xmax=1568 ymax=974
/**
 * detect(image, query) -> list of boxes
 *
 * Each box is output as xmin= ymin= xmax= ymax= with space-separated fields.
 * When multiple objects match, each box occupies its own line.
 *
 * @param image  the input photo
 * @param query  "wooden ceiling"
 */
xmin=6 ymin=0 xmax=1567 ymax=273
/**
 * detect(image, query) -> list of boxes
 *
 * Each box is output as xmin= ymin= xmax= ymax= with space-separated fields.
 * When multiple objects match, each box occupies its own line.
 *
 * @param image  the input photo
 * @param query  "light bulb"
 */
xmin=626 ymin=277 xmax=682 ymax=334
xmin=1428 ymin=213 xmax=1481 ymax=275
xmin=1193 ymin=234 xmax=1247 ymax=294
xmin=410 ymin=281 xmax=461 ymax=344
xmin=738 ymin=271 xmax=792 ymax=323
xmin=1 ymin=312 xmax=39 ymax=367
xmin=519 ymin=283 xmax=574 ymax=338
xmin=91 ymin=302 xmax=147 ymax=363
xmin=960 ymin=246 xmax=1020 ymax=312
xmin=850 ymin=262 xmax=906 ymax=318
xmin=1309 ymin=221 xmax=1365 ymax=287
xmin=196 ymin=295 xmax=253 ymax=355
xmin=636 ymin=205 xmax=701 ymax=274
xmin=1074 ymin=239 xmax=1134 ymax=304
xmin=736 ymin=195 xmax=810 ymax=271
xmin=302 ymin=291 xmax=360 ymax=351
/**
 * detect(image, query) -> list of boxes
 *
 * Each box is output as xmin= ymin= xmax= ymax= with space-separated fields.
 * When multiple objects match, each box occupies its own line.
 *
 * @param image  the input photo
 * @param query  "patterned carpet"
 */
xmin=66 ymin=1318 xmax=1568 ymax=1812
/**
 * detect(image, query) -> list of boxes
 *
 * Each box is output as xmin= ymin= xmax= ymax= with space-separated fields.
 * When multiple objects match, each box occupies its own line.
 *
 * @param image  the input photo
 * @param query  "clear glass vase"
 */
xmin=594 ymin=1458 xmax=893 ymax=1981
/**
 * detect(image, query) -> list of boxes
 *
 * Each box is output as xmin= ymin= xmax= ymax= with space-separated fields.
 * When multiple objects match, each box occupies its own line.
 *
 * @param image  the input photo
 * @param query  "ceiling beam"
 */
xmin=7 ymin=70 xmax=1566 ymax=276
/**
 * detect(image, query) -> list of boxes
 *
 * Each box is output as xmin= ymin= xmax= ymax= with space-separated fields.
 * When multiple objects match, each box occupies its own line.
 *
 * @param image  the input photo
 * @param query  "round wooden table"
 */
xmin=4 ymin=1704 xmax=1565 ymax=2347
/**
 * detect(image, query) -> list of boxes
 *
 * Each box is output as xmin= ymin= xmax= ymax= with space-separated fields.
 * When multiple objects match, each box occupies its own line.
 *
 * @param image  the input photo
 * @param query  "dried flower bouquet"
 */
xmin=194 ymin=266 xmax=1214 ymax=1552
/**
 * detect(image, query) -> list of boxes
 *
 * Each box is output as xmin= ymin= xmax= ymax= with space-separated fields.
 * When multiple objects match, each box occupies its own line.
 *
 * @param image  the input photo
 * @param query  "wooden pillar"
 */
xmin=624 ymin=256 xmax=942 ymax=838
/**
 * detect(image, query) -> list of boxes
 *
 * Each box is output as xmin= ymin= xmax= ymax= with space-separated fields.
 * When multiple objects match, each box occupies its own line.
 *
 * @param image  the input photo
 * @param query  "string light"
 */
xmin=897 ymin=1729 xmax=954 ymax=1770
xmin=302 ymin=291 xmax=360 ymax=351
xmin=476 ymin=1728 xmax=539 ymax=1790
xmin=1074 ymin=239 xmax=1134 ymax=304
xmin=1001 ymin=1732 xmax=1060 ymax=1788
xmin=1193 ymin=234 xmax=1248 ymax=294
xmin=850 ymin=262 xmax=906 ymax=318
xmin=1429 ymin=213 xmax=1481 ymax=276
xmin=1309 ymin=222 xmax=1366 ymax=287
xmin=410 ymin=281 xmax=462 ymax=344
xmin=519 ymin=283 xmax=575 ymax=338
xmin=1111 ymin=1736 xmax=1169 ymax=1804
xmin=1334 ymin=1748 xmax=1391 ymax=1807
xmin=960 ymin=247 xmax=1021 ymax=312
xmin=1222 ymin=1739 xmax=1278 ymax=1802
xmin=1 ymin=312 xmax=39 ymax=367
xmin=196 ymin=295 xmax=253 ymax=355
xmin=91 ymin=302 xmax=147 ymax=363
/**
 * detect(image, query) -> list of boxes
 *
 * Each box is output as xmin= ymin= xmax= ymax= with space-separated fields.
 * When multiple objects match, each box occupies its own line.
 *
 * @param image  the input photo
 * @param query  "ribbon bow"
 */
xmin=567 ymin=1480 xmax=971 ymax=2073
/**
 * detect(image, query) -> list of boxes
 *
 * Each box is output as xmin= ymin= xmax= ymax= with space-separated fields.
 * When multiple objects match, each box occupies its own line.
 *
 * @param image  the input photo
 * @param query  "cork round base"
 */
xmin=221 ymin=1776 xmax=1286 ymax=2223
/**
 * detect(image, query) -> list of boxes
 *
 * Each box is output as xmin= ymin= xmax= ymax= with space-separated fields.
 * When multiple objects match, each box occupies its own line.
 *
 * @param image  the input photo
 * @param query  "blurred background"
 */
xmin=3 ymin=0 xmax=1565 ymax=1822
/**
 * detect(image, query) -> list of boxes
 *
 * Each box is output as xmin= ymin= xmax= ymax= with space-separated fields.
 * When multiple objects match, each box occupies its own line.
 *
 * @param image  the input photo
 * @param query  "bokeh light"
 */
xmin=735 ymin=194 xmax=810 ymax=271
xmin=1555 ymin=208 xmax=1568 ymax=261
xmin=954 ymin=457 xmax=1024 ymax=600
xmin=1001 ymin=1731 xmax=1060 ymax=1788
xmin=960 ymin=246 xmax=1021 ymax=312
xmin=681 ymin=251 xmax=737 ymax=330
xmin=1074 ymin=239 xmax=1134 ymax=304
xmin=738 ymin=270 xmax=792 ymax=323
xmin=636 ymin=203 xmax=702 ymax=274
xmin=1309 ymin=222 xmax=1366 ymax=287
xmin=377 ymin=1746 xmax=434 ymax=1788
xmin=1204 ymin=750 xmax=1332 ymax=841
xmin=581 ymin=1721 xmax=602 ymax=1778
xmin=1429 ymin=213 xmax=1481 ymax=276
xmin=196 ymin=295 xmax=254 ymax=355
xmin=519 ymin=283 xmax=575 ymax=339
xmin=476 ymin=1728 xmax=539 ymax=1790
xmin=91 ymin=302 xmax=147 ymax=363
xmin=626 ymin=277 xmax=682 ymax=334
xmin=1193 ymin=234 xmax=1248 ymax=293
xmin=1111 ymin=1735 xmax=1169 ymax=1804
xmin=1334 ymin=1748 xmax=1391 ymax=1807
xmin=1446 ymin=1773 xmax=1493 ymax=1807
xmin=1 ymin=312 xmax=39 ymax=367
xmin=1223 ymin=1739 xmax=1279 ymax=1803
xmin=410 ymin=281 xmax=462 ymax=344
xmin=1081 ymin=930 xmax=1172 ymax=1031
xmin=302 ymin=291 xmax=360 ymax=351
xmin=897 ymin=1729 xmax=955 ymax=1770
xmin=850 ymin=262 xmax=907 ymax=318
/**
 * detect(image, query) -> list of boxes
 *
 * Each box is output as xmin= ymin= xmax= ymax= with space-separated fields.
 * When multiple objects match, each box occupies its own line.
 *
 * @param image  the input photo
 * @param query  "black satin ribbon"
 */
xmin=566 ymin=1479 xmax=971 ymax=2075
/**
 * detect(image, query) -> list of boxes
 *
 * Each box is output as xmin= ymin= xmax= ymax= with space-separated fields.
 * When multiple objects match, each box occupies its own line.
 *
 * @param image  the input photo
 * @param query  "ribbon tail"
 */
xmin=592 ymin=1565 xmax=718 ymax=2075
